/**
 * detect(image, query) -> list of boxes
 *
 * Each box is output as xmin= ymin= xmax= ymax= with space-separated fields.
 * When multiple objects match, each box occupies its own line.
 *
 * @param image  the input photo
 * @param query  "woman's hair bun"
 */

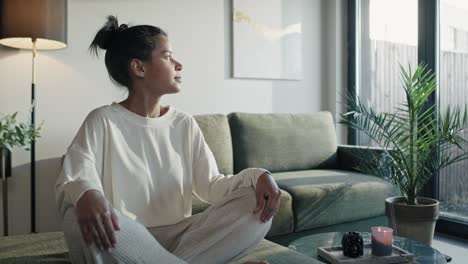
xmin=89 ymin=15 xmax=126 ymax=55
xmin=88 ymin=15 xmax=167 ymax=88
xmin=118 ymin=24 xmax=128 ymax=31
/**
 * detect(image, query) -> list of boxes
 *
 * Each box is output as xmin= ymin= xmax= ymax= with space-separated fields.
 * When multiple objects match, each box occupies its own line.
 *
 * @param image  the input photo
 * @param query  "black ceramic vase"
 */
xmin=342 ymin=232 xmax=364 ymax=258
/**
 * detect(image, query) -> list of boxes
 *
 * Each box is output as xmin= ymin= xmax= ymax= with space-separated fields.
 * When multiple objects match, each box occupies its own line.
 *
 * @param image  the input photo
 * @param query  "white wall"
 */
xmin=0 ymin=0 xmax=347 ymax=235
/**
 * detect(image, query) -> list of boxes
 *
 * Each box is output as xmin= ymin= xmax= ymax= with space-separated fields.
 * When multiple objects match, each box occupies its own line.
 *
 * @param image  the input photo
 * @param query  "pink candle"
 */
xmin=371 ymin=226 xmax=393 ymax=256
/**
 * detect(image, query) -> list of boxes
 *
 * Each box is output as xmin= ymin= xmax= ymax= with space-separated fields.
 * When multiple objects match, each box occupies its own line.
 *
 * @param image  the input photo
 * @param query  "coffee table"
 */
xmin=288 ymin=232 xmax=447 ymax=264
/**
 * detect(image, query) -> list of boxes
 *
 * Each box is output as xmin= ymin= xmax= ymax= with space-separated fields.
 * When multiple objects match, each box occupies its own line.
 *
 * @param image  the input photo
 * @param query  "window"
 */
xmin=355 ymin=0 xmax=418 ymax=146
xmin=439 ymin=0 xmax=468 ymax=223
xmin=350 ymin=0 xmax=468 ymax=237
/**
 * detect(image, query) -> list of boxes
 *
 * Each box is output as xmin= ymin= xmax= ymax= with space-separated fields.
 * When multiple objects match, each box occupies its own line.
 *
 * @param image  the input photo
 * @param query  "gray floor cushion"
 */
xmin=0 ymin=232 xmax=70 ymax=263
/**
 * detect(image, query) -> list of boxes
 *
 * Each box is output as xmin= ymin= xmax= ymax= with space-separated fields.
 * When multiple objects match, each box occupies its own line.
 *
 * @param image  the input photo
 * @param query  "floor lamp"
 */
xmin=0 ymin=0 xmax=67 ymax=234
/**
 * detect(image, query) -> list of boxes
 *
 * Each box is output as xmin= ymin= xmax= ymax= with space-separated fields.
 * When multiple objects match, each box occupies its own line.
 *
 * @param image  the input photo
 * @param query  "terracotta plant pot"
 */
xmin=385 ymin=196 xmax=439 ymax=245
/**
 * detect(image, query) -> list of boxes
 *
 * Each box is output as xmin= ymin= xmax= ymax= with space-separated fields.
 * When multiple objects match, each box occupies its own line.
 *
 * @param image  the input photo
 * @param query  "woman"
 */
xmin=55 ymin=16 xmax=281 ymax=264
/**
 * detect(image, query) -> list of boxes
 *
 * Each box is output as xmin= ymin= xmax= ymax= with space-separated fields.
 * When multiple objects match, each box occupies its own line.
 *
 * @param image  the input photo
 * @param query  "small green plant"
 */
xmin=0 ymin=111 xmax=42 ymax=151
xmin=340 ymin=63 xmax=468 ymax=205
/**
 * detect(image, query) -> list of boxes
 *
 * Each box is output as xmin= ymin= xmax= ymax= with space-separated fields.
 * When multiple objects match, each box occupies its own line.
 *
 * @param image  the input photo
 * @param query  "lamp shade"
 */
xmin=0 ymin=0 xmax=67 ymax=50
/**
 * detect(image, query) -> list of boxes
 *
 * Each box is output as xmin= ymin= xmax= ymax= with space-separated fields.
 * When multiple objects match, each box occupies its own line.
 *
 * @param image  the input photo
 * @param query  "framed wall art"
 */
xmin=232 ymin=0 xmax=303 ymax=80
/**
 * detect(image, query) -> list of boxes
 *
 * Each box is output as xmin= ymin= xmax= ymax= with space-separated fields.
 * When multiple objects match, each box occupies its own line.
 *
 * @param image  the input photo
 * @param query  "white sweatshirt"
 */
xmin=55 ymin=103 xmax=268 ymax=227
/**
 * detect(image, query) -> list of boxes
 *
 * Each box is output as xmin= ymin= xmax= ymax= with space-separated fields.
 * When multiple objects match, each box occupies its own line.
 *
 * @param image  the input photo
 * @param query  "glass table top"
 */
xmin=288 ymin=232 xmax=447 ymax=264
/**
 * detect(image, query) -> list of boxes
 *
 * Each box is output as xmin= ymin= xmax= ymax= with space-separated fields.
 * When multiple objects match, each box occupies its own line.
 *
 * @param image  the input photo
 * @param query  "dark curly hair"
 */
xmin=89 ymin=15 xmax=167 ymax=88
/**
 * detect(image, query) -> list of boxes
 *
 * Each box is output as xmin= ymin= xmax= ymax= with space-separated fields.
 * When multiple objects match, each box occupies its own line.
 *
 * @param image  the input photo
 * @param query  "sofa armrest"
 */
xmin=337 ymin=145 xmax=390 ymax=172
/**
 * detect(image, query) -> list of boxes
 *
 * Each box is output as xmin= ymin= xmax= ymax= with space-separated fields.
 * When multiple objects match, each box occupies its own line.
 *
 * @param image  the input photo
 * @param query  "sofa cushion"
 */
xmin=192 ymin=194 xmax=211 ymax=215
xmin=228 ymin=239 xmax=320 ymax=264
xmin=192 ymin=190 xmax=294 ymax=237
xmin=193 ymin=114 xmax=233 ymax=175
xmin=229 ymin=112 xmax=337 ymax=173
xmin=272 ymin=169 xmax=398 ymax=232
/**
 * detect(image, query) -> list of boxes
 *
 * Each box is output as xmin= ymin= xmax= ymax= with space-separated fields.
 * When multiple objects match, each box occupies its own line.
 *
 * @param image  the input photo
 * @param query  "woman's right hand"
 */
xmin=75 ymin=190 xmax=120 ymax=251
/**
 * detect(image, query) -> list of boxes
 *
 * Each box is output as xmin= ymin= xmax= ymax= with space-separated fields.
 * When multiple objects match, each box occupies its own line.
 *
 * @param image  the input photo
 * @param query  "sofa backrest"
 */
xmin=193 ymin=114 xmax=234 ymax=175
xmin=229 ymin=112 xmax=338 ymax=173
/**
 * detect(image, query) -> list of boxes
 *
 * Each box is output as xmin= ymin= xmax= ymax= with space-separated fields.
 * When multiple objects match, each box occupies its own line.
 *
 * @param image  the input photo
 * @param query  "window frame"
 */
xmin=347 ymin=0 xmax=468 ymax=240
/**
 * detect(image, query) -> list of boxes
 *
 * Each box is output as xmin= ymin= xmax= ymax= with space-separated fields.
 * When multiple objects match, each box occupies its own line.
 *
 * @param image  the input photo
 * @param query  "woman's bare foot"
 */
xmin=243 ymin=261 xmax=269 ymax=264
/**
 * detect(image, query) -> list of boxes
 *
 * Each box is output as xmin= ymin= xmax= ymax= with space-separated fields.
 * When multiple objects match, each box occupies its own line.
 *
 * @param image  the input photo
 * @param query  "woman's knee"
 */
xmin=230 ymin=187 xmax=258 ymax=212
xmin=248 ymin=213 xmax=272 ymax=235
xmin=61 ymin=208 xmax=142 ymax=263
xmin=236 ymin=193 xmax=273 ymax=240
xmin=208 ymin=187 xmax=272 ymax=238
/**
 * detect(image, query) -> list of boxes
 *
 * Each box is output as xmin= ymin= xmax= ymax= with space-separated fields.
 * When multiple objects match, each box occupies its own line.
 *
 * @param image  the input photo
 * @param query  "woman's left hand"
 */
xmin=253 ymin=172 xmax=281 ymax=223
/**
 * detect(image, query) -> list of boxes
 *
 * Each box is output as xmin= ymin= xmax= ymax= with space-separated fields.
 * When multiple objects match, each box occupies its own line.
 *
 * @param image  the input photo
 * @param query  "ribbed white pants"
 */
xmin=61 ymin=187 xmax=272 ymax=264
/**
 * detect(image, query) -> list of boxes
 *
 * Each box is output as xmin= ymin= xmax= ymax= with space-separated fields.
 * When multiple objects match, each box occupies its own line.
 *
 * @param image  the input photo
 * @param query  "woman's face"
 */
xmin=141 ymin=35 xmax=182 ymax=95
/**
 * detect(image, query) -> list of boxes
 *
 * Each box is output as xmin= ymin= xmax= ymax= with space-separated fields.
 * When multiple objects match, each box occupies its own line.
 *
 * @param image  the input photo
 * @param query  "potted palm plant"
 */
xmin=340 ymin=63 xmax=468 ymax=245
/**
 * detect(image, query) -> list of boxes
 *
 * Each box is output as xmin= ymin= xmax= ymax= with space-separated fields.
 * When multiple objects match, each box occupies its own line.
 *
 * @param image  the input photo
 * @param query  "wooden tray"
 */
xmin=317 ymin=243 xmax=414 ymax=264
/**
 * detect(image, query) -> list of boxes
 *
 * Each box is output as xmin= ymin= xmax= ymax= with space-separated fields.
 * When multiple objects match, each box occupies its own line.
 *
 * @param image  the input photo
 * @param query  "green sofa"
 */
xmin=195 ymin=112 xmax=397 ymax=263
xmin=0 ymin=111 xmax=397 ymax=264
